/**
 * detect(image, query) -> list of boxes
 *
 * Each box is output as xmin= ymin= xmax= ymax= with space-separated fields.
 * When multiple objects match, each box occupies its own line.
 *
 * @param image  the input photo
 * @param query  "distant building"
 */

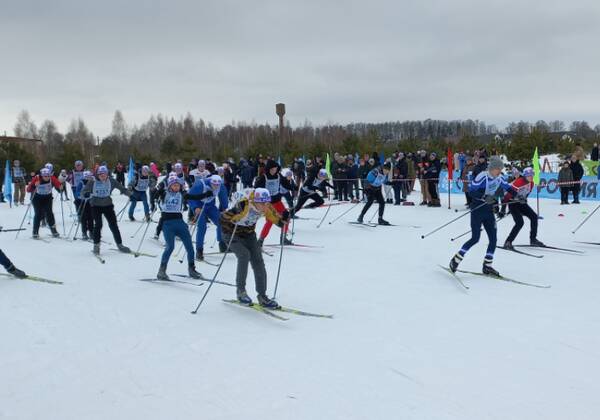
xmin=0 ymin=135 xmax=44 ymax=160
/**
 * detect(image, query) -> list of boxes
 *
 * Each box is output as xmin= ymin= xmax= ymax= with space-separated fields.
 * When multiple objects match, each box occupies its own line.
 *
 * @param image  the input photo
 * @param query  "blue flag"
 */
xmin=128 ymin=156 xmax=135 ymax=185
xmin=379 ymin=152 xmax=385 ymax=165
xmin=4 ymin=160 xmax=12 ymax=205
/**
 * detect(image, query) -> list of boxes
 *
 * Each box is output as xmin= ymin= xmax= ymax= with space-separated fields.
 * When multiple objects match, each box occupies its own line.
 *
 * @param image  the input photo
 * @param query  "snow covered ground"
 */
xmin=1 ymin=192 xmax=600 ymax=420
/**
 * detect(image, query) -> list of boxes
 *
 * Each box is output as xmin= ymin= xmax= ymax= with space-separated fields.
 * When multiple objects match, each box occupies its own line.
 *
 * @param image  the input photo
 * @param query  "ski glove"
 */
xmin=484 ymin=195 xmax=497 ymax=205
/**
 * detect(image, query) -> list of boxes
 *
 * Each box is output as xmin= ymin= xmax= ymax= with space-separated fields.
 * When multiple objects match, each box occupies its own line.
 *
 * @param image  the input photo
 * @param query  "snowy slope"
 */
xmin=1 ymin=193 xmax=600 ymax=420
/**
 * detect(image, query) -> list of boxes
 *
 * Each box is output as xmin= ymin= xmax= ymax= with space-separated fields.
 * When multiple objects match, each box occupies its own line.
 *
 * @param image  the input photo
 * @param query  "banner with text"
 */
xmin=438 ymin=170 xmax=600 ymax=201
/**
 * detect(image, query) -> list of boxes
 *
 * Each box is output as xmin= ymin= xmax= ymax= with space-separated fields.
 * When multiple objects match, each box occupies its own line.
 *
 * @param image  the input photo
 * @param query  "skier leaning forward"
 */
xmin=220 ymin=188 xmax=289 ymax=309
xmin=449 ymin=156 xmax=516 ymax=277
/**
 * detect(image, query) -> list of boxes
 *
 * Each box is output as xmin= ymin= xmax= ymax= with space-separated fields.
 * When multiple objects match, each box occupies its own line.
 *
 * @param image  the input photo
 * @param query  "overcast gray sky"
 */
xmin=1 ymin=0 xmax=599 ymax=137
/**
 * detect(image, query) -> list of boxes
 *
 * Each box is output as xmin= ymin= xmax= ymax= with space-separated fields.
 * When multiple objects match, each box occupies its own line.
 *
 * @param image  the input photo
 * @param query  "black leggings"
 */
xmin=294 ymin=191 xmax=324 ymax=213
xmin=92 ymin=205 xmax=123 ymax=245
xmin=0 ymin=249 xmax=12 ymax=270
xmin=506 ymin=203 xmax=538 ymax=243
xmin=32 ymin=197 xmax=55 ymax=234
xmin=428 ymin=180 xmax=439 ymax=200
xmin=360 ymin=188 xmax=385 ymax=218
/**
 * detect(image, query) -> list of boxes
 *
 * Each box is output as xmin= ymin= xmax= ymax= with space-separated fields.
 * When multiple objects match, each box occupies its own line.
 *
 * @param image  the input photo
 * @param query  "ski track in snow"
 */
xmin=1 ymin=193 xmax=600 ymax=419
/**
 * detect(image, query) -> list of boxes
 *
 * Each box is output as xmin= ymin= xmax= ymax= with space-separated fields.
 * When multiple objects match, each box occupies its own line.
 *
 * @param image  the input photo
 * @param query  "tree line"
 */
xmin=4 ymin=109 xmax=599 ymax=172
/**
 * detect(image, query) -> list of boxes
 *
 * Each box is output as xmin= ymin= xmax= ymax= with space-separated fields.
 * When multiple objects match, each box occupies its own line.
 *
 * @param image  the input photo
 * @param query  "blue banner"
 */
xmin=438 ymin=170 xmax=600 ymax=201
xmin=3 ymin=160 xmax=12 ymax=203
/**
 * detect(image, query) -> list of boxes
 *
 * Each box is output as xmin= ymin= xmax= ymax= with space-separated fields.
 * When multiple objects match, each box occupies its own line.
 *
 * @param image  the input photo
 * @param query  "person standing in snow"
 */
xmin=26 ymin=167 xmax=63 ymax=239
xmin=128 ymin=165 xmax=154 ymax=222
xmin=449 ymin=156 xmax=514 ymax=277
xmin=558 ymin=161 xmax=574 ymax=204
xmin=155 ymin=173 xmax=212 ymax=281
xmin=569 ymin=156 xmax=584 ymax=204
xmin=499 ymin=167 xmax=545 ymax=249
xmin=81 ymin=165 xmax=132 ymax=255
xmin=357 ymin=162 xmax=391 ymax=225
xmin=0 ymin=249 xmax=26 ymax=278
xmin=254 ymin=159 xmax=295 ymax=246
xmin=187 ymin=174 xmax=229 ymax=260
xmin=220 ymin=188 xmax=289 ymax=308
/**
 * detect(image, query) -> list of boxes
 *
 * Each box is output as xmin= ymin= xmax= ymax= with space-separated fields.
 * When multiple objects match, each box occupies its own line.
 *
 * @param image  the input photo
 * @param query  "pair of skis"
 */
xmin=222 ymin=299 xmax=333 ymax=321
xmin=438 ymin=265 xmax=550 ymax=289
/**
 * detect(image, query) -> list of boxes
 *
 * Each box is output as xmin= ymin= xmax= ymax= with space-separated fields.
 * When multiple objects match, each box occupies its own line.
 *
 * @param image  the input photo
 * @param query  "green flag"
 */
xmin=532 ymin=147 xmax=540 ymax=185
xmin=326 ymin=153 xmax=332 ymax=178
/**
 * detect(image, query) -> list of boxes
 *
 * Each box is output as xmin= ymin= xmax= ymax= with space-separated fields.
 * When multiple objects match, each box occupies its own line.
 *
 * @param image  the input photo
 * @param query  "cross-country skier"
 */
xmin=187 ymin=174 xmax=229 ymax=260
xmin=499 ymin=167 xmax=545 ymax=249
xmin=220 ymin=187 xmax=289 ymax=308
xmin=81 ymin=165 xmax=133 ymax=255
xmin=0 ymin=249 xmax=26 ymax=278
xmin=449 ymin=156 xmax=514 ymax=276
xmin=254 ymin=160 xmax=295 ymax=246
xmin=26 ymin=167 xmax=63 ymax=239
xmin=293 ymin=169 xmax=333 ymax=213
xmin=155 ymin=173 xmax=213 ymax=280
xmin=128 ymin=165 xmax=154 ymax=222
xmin=357 ymin=162 xmax=391 ymax=225
xmin=74 ymin=170 xmax=96 ymax=240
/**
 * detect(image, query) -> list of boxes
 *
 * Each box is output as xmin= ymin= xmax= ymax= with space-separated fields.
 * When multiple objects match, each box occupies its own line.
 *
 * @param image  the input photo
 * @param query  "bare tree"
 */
xmin=14 ymin=110 xmax=38 ymax=138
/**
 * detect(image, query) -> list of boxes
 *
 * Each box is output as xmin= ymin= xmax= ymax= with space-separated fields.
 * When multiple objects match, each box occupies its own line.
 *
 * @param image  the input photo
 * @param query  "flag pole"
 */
xmin=447 ymin=177 xmax=451 ymax=209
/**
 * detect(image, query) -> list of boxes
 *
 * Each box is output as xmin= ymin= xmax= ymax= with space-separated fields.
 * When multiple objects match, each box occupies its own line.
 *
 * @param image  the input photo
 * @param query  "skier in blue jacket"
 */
xmin=187 ymin=174 xmax=229 ymax=260
xmin=357 ymin=163 xmax=391 ymax=225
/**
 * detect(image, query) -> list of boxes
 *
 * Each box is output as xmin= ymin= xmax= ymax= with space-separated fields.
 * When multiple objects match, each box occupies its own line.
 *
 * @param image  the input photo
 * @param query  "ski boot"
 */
xmin=81 ymin=232 xmax=89 ymax=241
xmin=50 ymin=226 xmax=60 ymax=238
xmin=378 ymin=218 xmax=391 ymax=226
xmin=188 ymin=264 xmax=202 ymax=279
xmin=257 ymin=237 xmax=264 ymax=248
xmin=157 ymin=264 xmax=169 ymax=280
xmin=117 ymin=244 xmax=131 ymax=253
xmin=7 ymin=264 xmax=26 ymax=279
xmin=32 ymin=233 xmax=40 ymax=240
xmin=357 ymin=214 xmax=364 ymax=224
xmin=482 ymin=258 xmax=500 ymax=277
xmin=503 ymin=240 xmax=514 ymax=250
xmin=129 ymin=215 xmax=135 ymax=222
xmin=145 ymin=214 xmax=151 ymax=223
xmin=218 ymin=241 xmax=227 ymax=253
xmin=153 ymin=234 xmax=159 ymax=240
xmin=93 ymin=243 xmax=100 ymax=255
xmin=281 ymin=234 xmax=293 ymax=245
xmin=237 ymin=289 xmax=253 ymax=305
xmin=530 ymin=238 xmax=545 ymax=247
xmin=449 ymin=253 xmax=463 ymax=273
xmin=195 ymin=248 xmax=204 ymax=261
xmin=257 ymin=294 xmax=280 ymax=309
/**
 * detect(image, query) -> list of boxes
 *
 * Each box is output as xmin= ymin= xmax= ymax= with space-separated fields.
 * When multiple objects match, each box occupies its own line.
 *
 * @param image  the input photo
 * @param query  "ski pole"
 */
xmin=116 ymin=198 xmax=130 ymax=221
xmin=71 ymin=198 xmax=90 ymax=240
xmin=289 ymin=178 xmax=304 ymax=240
xmin=16 ymin=192 xmax=35 ymax=239
xmin=368 ymin=207 xmax=378 ymax=223
xmin=191 ymin=224 xmax=238 ymax=315
xmin=129 ymin=217 xmax=147 ymax=239
xmin=272 ymin=227 xmax=287 ymax=299
xmin=177 ymin=206 xmax=204 ymax=261
xmin=421 ymin=201 xmax=487 ymax=239
xmin=328 ymin=201 xmax=361 ymax=225
xmin=316 ymin=193 xmax=334 ymax=229
xmin=134 ymin=208 xmax=157 ymax=257
xmin=449 ymin=201 xmax=517 ymax=241
xmin=572 ymin=202 xmax=600 ymax=234
xmin=60 ymin=194 xmax=66 ymax=235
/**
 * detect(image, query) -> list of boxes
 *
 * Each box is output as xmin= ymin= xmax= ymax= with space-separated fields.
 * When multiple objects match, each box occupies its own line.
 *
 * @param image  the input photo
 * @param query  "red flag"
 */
xmin=447 ymin=147 xmax=453 ymax=180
